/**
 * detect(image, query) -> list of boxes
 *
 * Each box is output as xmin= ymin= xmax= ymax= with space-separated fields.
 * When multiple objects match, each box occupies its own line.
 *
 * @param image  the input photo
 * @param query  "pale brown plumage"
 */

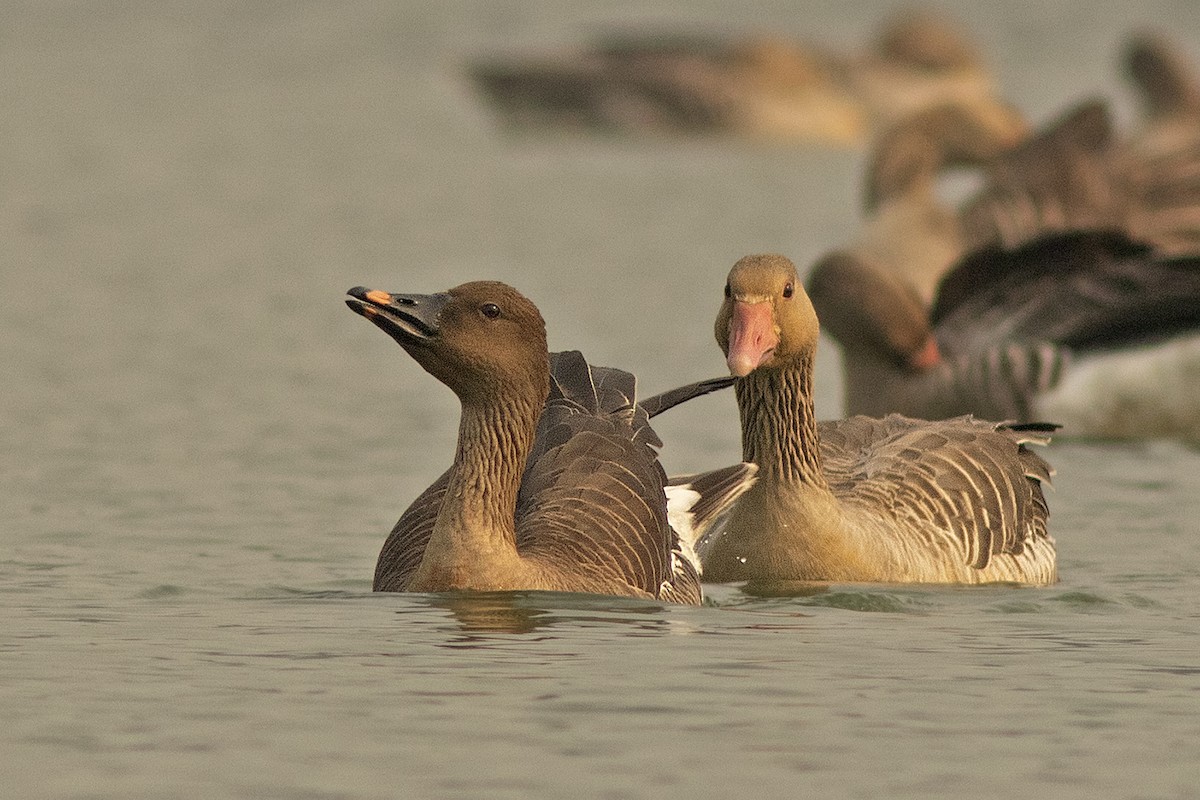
xmin=703 ymin=254 xmax=1056 ymax=585
xmin=345 ymin=281 xmax=754 ymax=604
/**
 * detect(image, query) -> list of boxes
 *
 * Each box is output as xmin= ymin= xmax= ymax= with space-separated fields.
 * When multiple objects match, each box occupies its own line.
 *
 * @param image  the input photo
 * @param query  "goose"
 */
xmin=1123 ymin=30 xmax=1200 ymax=158
xmin=807 ymin=231 xmax=1200 ymax=439
xmin=469 ymin=32 xmax=866 ymax=143
xmin=467 ymin=10 xmax=1004 ymax=145
xmin=814 ymin=83 xmax=1200 ymax=437
xmin=857 ymin=91 xmax=1200 ymax=314
xmin=701 ymin=254 xmax=1056 ymax=585
xmin=855 ymin=99 xmax=1030 ymax=306
xmin=345 ymin=281 xmax=755 ymax=604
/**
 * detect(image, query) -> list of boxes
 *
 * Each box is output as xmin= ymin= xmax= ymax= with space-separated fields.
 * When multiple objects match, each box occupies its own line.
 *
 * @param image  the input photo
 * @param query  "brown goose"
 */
xmin=703 ymin=254 xmax=1056 ymax=585
xmin=1123 ymin=30 xmax=1200 ymax=158
xmin=807 ymin=231 xmax=1200 ymax=438
xmin=345 ymin=281 xmax=755 ymax=604
xmin=469 ymin=32 xmax=865 ymax=143
xmin=467 ymin=10 xmax=1002 ymax=145
xmin=855 ymin=100 xmax=1029 ymax=306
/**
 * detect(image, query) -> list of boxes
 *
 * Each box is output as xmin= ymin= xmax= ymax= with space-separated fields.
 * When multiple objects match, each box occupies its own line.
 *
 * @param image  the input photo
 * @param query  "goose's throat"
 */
xmin=735 ymin=355 xmax=825 ymax=486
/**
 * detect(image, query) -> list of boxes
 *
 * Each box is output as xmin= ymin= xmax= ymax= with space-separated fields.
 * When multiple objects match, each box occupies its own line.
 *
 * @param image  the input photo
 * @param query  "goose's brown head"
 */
xmin=864 ymin=100 xmax=1029 ymax=210
xmin=346 ymin=280 xmax=549 ymax=402
xmin=716 ymin=254 xmax=820 ymax=378
xmin=805 ymin=250 xmax=940 ymax=372
xmin=874 ymin=9 xmax=981 ymax=72
xmin=1124 ymin=31 xmax=1200 ymax=118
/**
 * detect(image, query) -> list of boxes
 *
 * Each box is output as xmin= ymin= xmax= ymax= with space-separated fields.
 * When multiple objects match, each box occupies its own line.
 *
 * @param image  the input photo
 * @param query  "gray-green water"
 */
xmin=5 ymin=2 xmax=1200 ymax=798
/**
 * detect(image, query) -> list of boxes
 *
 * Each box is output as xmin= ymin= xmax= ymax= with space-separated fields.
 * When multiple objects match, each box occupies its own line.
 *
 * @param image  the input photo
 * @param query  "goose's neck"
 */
xmin=866 ymin=130 xmax=940 ymax=211
xmin=431 ymin=392 xmax=542 ymax=562
xmin=735 ymin=352 xmax=827 ymax=488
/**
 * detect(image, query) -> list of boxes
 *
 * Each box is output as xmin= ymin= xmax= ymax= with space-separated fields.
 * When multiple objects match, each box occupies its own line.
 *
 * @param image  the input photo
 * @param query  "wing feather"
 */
xmin=821 ymin=414 xmax=1053 ymax=571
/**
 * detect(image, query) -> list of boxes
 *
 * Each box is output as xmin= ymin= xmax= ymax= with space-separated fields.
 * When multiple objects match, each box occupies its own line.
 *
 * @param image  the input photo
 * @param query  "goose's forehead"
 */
xmin=449 ymin=280 xmax=522 ymax=302
xmin=727 ymin=255 xmax=797 ymax=292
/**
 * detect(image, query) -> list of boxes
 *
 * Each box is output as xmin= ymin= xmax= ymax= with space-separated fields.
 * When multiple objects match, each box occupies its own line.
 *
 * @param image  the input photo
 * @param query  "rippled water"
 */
xmin=5 ymin=2 xmax=1200 ymax=798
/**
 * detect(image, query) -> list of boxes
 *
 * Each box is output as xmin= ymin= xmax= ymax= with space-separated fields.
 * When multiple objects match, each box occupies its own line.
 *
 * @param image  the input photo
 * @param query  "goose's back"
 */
xmin=960 ymin=101 xmax=1121 ymax=252
xmin=517 ymin=351 xmax=699 ymax=601
xmin=818 ymin=414 xmax=1056 ymax=583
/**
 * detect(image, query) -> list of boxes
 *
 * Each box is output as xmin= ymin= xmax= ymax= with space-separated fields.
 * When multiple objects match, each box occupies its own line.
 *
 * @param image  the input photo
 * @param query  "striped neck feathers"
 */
xmin=433 ymin=389 xmax=543 ymax=558
xmin=735 ymin=351 xmax=827 ymax=488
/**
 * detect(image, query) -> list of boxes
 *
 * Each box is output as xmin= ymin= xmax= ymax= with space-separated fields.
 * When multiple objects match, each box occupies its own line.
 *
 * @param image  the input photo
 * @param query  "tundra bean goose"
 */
xmin=808 ymin=232 xmax=1200 ymax=439
xmin=345 ymin=281 xmax=755 ymax=604
xmin=703 ymin=254 xmax=1056 ymax=585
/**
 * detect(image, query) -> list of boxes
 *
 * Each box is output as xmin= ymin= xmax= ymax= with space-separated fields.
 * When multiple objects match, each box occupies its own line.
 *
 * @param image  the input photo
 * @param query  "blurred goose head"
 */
xmin=806 ymin=249 xmax=940 ymax=372
xmin=864 ymin=100 xmax=1029 ymax=210
xmin=1124 ymin=30 xmax=1200 ymax=121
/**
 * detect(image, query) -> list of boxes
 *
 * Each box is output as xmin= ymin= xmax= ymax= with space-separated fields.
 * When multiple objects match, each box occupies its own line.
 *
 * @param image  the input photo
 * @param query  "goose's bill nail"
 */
xmin=727 ymin=301 xmax=778 ymax=377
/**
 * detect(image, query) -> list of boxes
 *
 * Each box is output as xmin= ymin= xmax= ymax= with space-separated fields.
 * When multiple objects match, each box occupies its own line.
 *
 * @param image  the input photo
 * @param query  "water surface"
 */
xmin=4 ymin=2 xmax=1200 ymax=798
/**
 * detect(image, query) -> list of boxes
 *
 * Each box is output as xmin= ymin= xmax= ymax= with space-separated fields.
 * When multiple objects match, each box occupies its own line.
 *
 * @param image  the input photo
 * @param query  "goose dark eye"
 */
xmin=783 ymin=282 xmax=794 ymax=299
xmin=724 ymin=282 xmax=731 ymax=298
xmin=481 ymin=303 xmax=501 ymax=319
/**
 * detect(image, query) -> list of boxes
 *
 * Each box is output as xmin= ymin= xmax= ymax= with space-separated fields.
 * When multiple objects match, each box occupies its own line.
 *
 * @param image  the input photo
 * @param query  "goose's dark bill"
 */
xmin=345 ymin=287 xmax=449 ymax=346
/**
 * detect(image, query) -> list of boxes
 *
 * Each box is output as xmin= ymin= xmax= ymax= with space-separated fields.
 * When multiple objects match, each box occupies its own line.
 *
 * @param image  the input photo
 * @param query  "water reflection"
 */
xmin=718 ymin=580 xmax=936 ymax=613
xmin=411 ymin=591 xmax=686 ymax=641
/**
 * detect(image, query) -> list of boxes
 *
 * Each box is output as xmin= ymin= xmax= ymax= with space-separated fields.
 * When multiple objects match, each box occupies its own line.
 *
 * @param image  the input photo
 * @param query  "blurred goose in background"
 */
xmin=467 ymin=9 xmax=1007 ymax=145
xmin=952 ymin=33 xmax=1200 ymax=258
xmin=345 ymin=281 xmax=755 ymax=604
xmin=808 ymin=230 xmax=1200 ymax=439
xmin=854 ymin=99 xmax=1030 ymax=306
xmin=813 ymin=50 xmax=1200 ymax=438
xmin=1123 ymin=30 xmax=1200 ymax=158
xmin=848 ymin=33 xmax=1200 ymax=311
xmin=701 ymin=254 xmax=1056 ymax=585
